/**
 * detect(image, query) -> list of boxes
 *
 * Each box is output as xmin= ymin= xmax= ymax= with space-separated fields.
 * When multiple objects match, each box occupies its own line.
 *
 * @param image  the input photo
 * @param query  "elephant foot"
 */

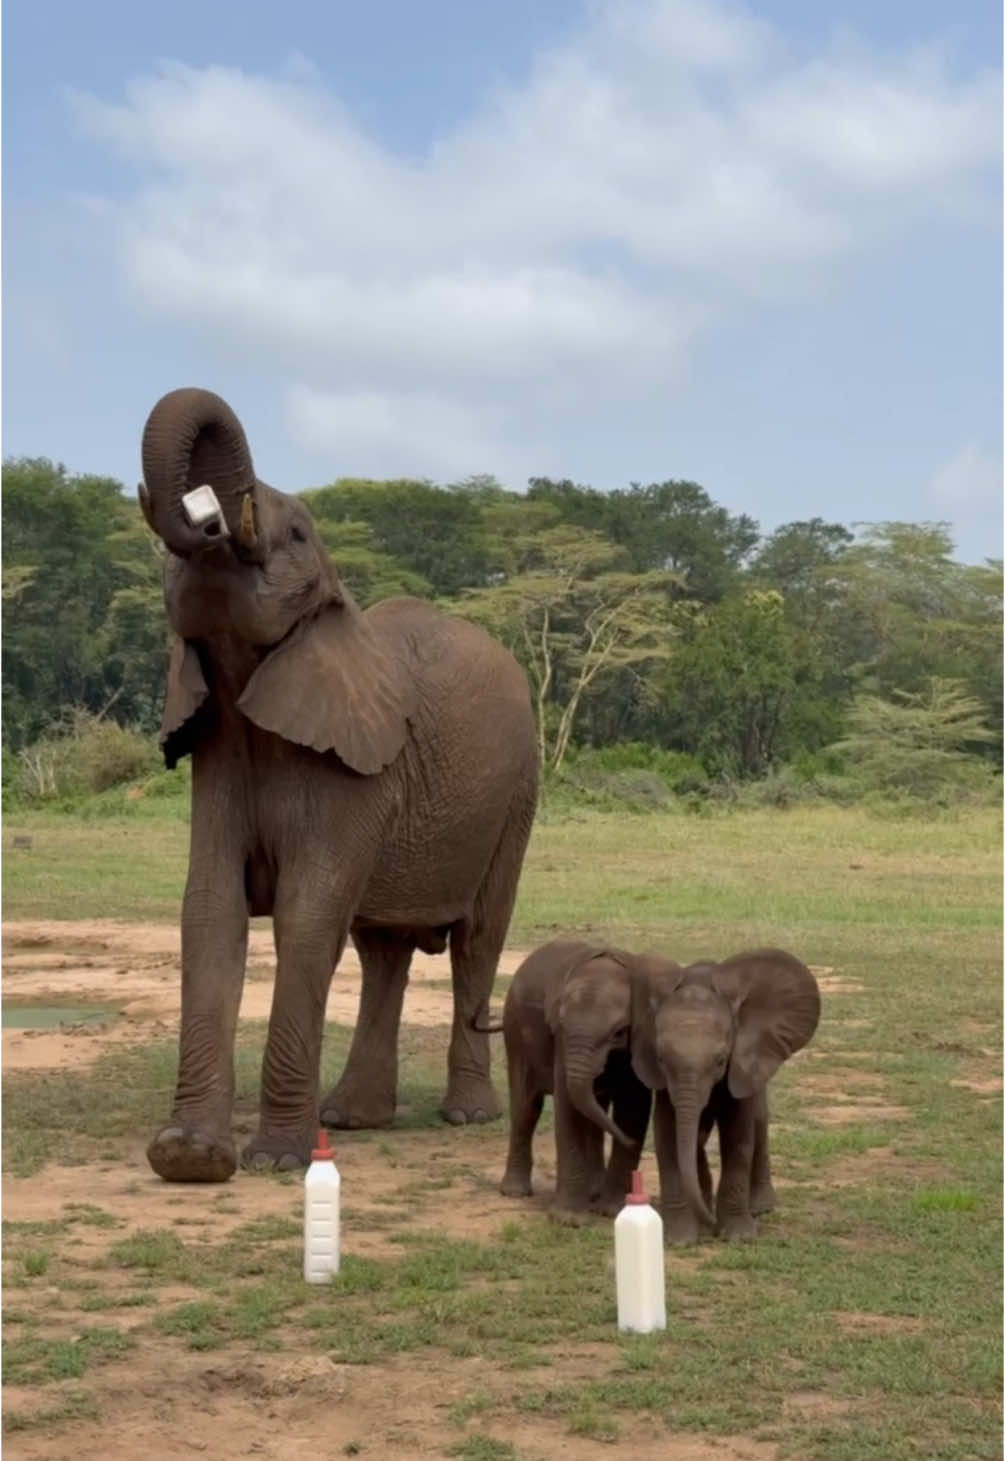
xmin=549 ymin=1204 xmax=596 ymax=1228
xmin=441 ymin=1076 xmax=501 ymax=1127
xmin=592 ymin=1176 xmax=633 ymax=1217
xmin=320 ymin=1083 xmax=395 ymax=1131
xmin=750 ymin=1182 xmax=776 ymax=1216
xmin=718 ymin=1212 xmax=758 ymax=1241
xmin=500 ymin=1169 xmax=533 ymax=1198
xmin=663 ymin=1208 xmax=702 ymax=1245
xmin=147 ymin=1124 xmax=236 ymax=1184
xmin=240 ymin=1129 xmax=312 ymax=1173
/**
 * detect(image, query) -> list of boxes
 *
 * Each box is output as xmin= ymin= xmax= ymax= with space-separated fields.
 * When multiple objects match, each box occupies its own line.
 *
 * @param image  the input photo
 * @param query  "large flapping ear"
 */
xmin=711 ymin=949 xmax=821 ymax=1099
xmin=237 ymin=602 xmax=415 ymax=775
xmin=628 ymin=955 xmax=685 ymax=1091
xmin=160 ymin=637 xmax=211 ymax=769
xmin=542 ymin=943 xmax=608 ymax=1033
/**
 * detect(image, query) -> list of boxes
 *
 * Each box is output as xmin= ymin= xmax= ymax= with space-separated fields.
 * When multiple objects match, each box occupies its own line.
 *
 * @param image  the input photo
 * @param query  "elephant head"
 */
xmin=138 ymin=387 xmax=414 ymax=775
xmin=631 ymin=949 xmax=820 ymax=1230
xmin=544 ymin=944 xmax=672 ymax=1152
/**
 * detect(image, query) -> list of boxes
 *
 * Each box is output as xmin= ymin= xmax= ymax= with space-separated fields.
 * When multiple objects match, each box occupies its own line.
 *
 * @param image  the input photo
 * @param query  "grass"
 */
xmin=1 ymin=800 xmax=1001 ymax=1457
xmin=4 ymin=799 xmax=1000 ymax=942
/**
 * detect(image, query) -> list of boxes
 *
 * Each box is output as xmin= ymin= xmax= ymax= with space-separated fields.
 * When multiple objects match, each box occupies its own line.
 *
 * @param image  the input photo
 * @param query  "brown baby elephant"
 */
xmin=499 ymin=940 xmax=673 ymax=1216
xmin=632 ymin=948 xmax=821 ymax=1244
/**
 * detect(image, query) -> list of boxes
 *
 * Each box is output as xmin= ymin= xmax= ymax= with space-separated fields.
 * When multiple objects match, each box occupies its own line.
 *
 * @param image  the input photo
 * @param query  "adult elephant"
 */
xmin=138 ymin=387 xmax=539 ymax=1182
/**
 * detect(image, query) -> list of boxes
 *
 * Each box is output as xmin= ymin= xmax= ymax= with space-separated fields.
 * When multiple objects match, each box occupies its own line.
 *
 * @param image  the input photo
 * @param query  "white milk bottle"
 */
xmin=303 ymin=1128 xmax=341 ymax=1283
xmin=614 ymin=1169 xmax=667 ymax=1333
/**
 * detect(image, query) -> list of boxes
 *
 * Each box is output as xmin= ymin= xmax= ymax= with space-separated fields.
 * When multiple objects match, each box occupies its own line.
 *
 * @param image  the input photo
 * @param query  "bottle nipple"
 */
xmin=625 ymin=1169 xmax=649 ymax=1205
xmin=312 ymin=1128 xmax=336 ymax=1161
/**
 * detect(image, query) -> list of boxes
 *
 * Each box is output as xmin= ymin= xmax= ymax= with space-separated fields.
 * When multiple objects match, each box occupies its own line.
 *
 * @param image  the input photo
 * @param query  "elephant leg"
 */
xmin=500 ymin=1048 xmax=545 ymax=1197
xmin=242 ymin=868 xmax=358 ymax=1171
xmin=652 ymin=1090 xmax=701 ymax=1244
xmin=749 ymin=1090 xmax=775 ymax=1216
xmin=320 ymin=928 xmax=414 ymax=1130
xmin=595 ymin=1078 xmax=652 ymax=1216
xmin=552 ymin=1077 xmax=602 ymax=1215
xmin=716 ymin=1096 xmax=758 ymax=1241
xmin=147 ymin=848 xmax=249 ymax=1183
xmin=442 ymin=789 xmax=534 ymax=1125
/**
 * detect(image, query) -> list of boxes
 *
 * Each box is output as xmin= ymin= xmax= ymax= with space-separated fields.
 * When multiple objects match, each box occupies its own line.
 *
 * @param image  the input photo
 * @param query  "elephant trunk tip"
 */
xmin=472 ymin=1016 xmax=504 ymax=1034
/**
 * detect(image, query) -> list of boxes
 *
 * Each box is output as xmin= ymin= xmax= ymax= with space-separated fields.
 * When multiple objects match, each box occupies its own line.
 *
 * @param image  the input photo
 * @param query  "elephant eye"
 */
xmin=290 ymin=523 xmax=307 ymax=543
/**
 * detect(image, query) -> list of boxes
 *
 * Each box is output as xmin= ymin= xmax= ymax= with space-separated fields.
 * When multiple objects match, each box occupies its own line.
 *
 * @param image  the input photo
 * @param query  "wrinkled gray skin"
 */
xmin=138 ymin=387 xmax=538 ymax=1182
xmin=499 ymin=940 xmax=670 ymax=1217
xmin=632 ymin=949 xmax=821 ymax=1243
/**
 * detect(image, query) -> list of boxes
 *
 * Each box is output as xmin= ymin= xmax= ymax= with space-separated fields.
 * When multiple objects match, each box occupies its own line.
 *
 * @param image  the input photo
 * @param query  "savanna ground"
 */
xmin=2 ymin=801 xmax=1002 ymax=1461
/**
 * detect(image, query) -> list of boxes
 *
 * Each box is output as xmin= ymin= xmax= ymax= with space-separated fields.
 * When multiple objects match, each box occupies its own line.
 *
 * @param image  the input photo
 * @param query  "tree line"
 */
xmin=3 ymin=457 xmax=1001 ymax=795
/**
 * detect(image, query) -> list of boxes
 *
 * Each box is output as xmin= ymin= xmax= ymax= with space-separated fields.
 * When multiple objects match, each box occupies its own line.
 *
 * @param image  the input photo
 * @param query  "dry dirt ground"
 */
xmin=2 ymin=923 xmax=867 ymax=1461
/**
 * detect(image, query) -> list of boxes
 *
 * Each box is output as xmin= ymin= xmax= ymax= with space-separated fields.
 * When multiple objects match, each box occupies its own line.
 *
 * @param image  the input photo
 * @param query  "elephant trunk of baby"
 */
xmin=673 ymin=1088 xmax=716 ymax=1230
xmin=563 ymin=1045 xmax=634 ymax=1150
xmin=140 ymin=387 xmax=263 ymax=561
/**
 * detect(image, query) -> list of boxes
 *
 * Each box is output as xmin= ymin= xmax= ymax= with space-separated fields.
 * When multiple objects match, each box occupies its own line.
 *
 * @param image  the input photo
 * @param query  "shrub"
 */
xmin=15 ymin=710 xmax=160 ymax=804
xmin=565 ymin=743 xmax=709 ymax=794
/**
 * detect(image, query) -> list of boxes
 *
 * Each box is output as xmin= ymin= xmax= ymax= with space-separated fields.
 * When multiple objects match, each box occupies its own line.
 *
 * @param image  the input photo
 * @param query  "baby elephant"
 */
xmin=500 ymin=940 xmax=672 ymax=1216
xmin=632 ymin=948 xmax=821 ymax=1244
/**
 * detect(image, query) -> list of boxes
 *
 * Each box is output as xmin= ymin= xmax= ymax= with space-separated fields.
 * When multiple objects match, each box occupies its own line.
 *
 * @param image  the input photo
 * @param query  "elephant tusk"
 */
xmin=238 ymin=493 xmax=258 ymax=548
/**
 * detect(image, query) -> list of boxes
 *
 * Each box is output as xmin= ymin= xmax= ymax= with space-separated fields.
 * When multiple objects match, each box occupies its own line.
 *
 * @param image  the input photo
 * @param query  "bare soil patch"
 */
xmin=5 ymin=1340 xmax=781 ymax=1461
xmin=2 ymin=920 xmax=532 ymax=1073
xmin=808 ymin=1101 xmax=911 ymax=1125
xmin=782 ymin=1390 xmax=853 ymax=1420
xmin=825 ymin=1146 xmax=945 ymax=1190
xmin=814 ymin=975 xmax=865 ymax=995
xmin=834 ymin=1310 xmax=925 ymax=1335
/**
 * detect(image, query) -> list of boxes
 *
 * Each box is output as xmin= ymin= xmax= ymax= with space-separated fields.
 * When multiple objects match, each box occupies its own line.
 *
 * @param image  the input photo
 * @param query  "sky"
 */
xmin=3 ymin=0 xmax=1002 ymax=562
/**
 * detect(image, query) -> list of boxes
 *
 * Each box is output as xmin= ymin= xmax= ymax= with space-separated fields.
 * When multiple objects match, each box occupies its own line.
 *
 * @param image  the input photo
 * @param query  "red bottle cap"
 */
xmin=625 ymin=1170 xmax=650 ymax=1206
xmin=312 ymin=1128 xmax=336 ymax=1162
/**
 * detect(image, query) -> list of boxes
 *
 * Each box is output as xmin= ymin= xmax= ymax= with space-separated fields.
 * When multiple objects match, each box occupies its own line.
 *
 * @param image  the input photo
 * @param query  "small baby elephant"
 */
xmin=632 ymin=947 xmax=821 ymax=1244
xmin=499 ymin=940 xmax=674 ymax=1216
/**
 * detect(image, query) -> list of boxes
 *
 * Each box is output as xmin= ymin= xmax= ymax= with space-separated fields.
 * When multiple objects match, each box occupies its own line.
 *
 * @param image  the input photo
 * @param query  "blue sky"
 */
xmin=4 ymin=0 xmax=1002 ymax=561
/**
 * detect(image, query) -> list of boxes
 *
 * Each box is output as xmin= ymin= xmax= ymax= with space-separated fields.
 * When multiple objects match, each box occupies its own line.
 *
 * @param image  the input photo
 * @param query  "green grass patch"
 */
xmin=3 ymin=1326 xmax=133 ymax=1385
xmin=1 ymin=801 xmax=1000 ymax=1458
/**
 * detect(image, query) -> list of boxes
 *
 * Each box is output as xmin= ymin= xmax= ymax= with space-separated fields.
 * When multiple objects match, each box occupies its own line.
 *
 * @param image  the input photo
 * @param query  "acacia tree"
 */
xmin=830 ymin=678 xmax=997 ymax=799
xmin=450 ymin=525 xmax=681 ymax=768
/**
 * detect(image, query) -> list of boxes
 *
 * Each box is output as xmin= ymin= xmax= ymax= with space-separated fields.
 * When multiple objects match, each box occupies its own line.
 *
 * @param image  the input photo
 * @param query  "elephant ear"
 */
xmin=543 ymin=943 xmax=608 ymax=1034
xmin=237 ymin=603 xmax=415 ymax=775
xmin=629 ymin=956 xmax=685 ymax=1091
xmin=711 ymin=949 xmax=821 ymax=1099
xmin=160 ymin=637 xmax=211 ymax=769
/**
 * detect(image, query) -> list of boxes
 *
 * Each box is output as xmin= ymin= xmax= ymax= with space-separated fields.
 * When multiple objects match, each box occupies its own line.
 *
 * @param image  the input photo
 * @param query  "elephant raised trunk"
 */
xmin=564 ymin=1044 xmax=634 ymax=1150
xmin=673 ymin=1088 xmax=716 ymax=1231
xmin=140 ymin=387 xmax=262 ymax=560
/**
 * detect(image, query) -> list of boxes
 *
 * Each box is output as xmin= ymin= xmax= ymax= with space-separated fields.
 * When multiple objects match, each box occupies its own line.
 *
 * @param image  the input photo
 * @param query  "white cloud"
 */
xmin=929 ymin=445 xmax=1003 ymax=508
xmin=288 ymin=385 xmax=506 ymax=482
xmin=69 ymin=0 xmax=1001 ymax=479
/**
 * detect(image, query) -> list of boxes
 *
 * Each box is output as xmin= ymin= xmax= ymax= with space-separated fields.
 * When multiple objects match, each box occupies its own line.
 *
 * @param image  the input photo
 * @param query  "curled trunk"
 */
xmin=673 ymin=1093 xmax=716 ymax=1230
xmin=564 ymin=1049 xmax=633 ymax=1149
xmin=140 ymin=388 xmax=260 ymax=558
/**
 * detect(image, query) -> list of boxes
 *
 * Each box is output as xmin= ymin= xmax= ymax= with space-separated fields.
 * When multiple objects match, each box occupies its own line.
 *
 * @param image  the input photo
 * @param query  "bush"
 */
xmin=565 ymin=743 xmax=709 ymax=794
xmin=15 ymin=710 xmax=161 ymax=804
